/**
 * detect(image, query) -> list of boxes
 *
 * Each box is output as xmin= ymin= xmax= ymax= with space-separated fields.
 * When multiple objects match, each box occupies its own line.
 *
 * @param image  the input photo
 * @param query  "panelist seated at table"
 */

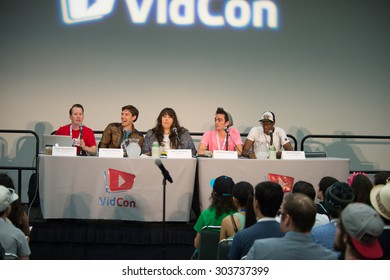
xmin=98 ymin=105 xmax=144 ymax=157
xmin=198 ymin=107 xmax=243 ymax=157
xmin=242 ymin=111 xmax=293 ymax=159
xmin=55 ymin=103 xmax=97 ymax=156
xmin=142 ymin=107 xmax=197 ymax=157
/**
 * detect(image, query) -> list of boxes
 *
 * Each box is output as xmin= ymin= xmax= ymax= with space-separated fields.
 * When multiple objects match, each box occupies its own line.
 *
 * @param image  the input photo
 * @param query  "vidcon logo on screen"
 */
xmin=103 ymin=168 xmax=136 ymax=193
xmin=61 ymin=0 xmax=116 ymax=24
xmin=60 ymin=0 xmax=279 ymax=30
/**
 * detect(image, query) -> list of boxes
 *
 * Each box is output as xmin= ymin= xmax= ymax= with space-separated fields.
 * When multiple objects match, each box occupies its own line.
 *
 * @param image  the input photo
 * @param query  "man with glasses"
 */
xmin=242 ymin=111 xmax=292 ymax=159
xmin=246 ymin=193 xmax=337 ymax=260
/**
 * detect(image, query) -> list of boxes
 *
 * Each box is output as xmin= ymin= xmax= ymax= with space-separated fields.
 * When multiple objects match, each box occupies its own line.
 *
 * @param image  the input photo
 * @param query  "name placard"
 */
xmin=281 ymin=151 xmax=306 ymax=160
xmin=99 ymin=148 xmax=123 ymax=158
xmin=213 ymin=150 xmax=238 ymax=159
xmin=52 ymin=146 xmax=77 ymax=157
xmin=167 ymin=149 xmax=192 ymax=159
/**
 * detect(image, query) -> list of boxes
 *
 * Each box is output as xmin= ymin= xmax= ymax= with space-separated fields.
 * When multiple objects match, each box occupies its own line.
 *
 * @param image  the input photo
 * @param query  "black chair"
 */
xmin=198 ymin=226 xmax=221 ymax=260
xmin=217 ymin=238 xmax=233 ymax=260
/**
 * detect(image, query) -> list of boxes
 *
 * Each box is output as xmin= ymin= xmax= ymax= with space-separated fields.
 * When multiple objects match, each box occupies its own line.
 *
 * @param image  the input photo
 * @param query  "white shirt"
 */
xmin=247 ymin=126 xmax=290 ymax=154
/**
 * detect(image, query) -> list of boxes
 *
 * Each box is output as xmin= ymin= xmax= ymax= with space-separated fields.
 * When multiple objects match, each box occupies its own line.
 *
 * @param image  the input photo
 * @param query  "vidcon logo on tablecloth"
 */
xmin=100 ymin=168 xmax=137 ymax=208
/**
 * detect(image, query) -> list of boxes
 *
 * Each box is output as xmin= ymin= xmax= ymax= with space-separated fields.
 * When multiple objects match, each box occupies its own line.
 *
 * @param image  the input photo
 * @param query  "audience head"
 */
xmin=254 ymin=181 xmax=284 ymax=218
xmin=210 ymin=175 xmax=236 ymax=217
xmin=0 ymin=185 xmax=18 ymax=214
xmin=292 ymin=180 xmax=316 ymax=201
xmin=373 ymin=172 xmax=390 ymax=186
xmin=232 ymin=181 xmax=256 ymax=228
xmin=318 ymin=176 xmax=339 ymax=200
xmin=349 ymin=174 xmax=373 ymax=205
xmin=370 ymin=181 xmax=390 ymax=222
xmin=335 ymin=203 xmax=384 ymax=259
xmin=0 ymin=173 xmax=15 ymax=190
xmin=280 ymin=193 xmax=317 ymax=233
xmin=324 ymin=182 xmax=354 ymax=218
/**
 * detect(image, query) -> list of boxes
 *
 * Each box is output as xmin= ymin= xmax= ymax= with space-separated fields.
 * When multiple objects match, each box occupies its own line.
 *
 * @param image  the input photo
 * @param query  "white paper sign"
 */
xmin=52 ymin=146 xmax=77 ymax=157
xmin=212 ymin=150 xmax=238 ymax=159
xmin=167 ymin=149 xmax=192 ymax=158
xmin=281 ymin=151 xmax=306 ymax=160
xmin=99 ymin=148 xmax=123 ymax=158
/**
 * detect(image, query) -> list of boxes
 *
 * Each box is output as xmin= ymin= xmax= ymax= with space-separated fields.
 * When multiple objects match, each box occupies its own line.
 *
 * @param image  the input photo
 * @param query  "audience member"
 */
xmin=373 ymin=171 xmax=390 ymax=186
xmin=0 ymin=173 xmax=30 ymax=239
xmin=316 ymin=176 xmax=339 ymax=217
xmin=142 ymin=107 xmax=196 ymax=157
xmin=334 ymin=202 xmax=384 ymax=260
xmin=0 ymin=185 xmax=31 ymax=259
xmin=198 ymin=107 xmax=243 ymax=156
xmin=246 ymin=193 xmax=337 ymax=260
xmin=242 ymin=111 xmax=293 ymax=159
xmin=219 ymin=181 xmax=256 ymax=240
xmin=193 ymin=176 xmax=236 ymax=250
xmin=55 ymin=103 xmax=97 ymax=156
xmin=98 ymin=105 xmax=144 ymax=156
xmin=229 ymin=181 xmax=284 ymax=260
xmin=349 ymin=173 xmax=373 ymax=206
xmin=292 ymin=180 xmax=329 ymax=227
xmin=311 ymin=182 xmax=354 ymax=252
xmin=370 ymin=179 xmax=390 ymax=259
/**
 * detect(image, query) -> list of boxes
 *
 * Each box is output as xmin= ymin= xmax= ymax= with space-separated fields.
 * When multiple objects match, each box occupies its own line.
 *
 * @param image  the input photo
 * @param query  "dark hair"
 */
xmin=319 ymin=176 xmax=339 ymax=194
xmin=292 ymin=180 xmax=316 ymax=201
xmin=373 ymin=172 xmax=390 ymax=186
xmin=69 ymin=104 xmax=84 ymax=116
xmin=216 ymin=107 xmax=229 ymax=123
xmin=210 ymin=191 xmax=236 ymax=219
xmin=324 ymin=182 xmax=354 ymax=218
xmin=255 ymin=181 xmax=284 ymax=217
xmin=351 ymin=174 xmax=373 ymax=206
xmin=122 ymin=105 xmax=139 ymax=122
xmin=232 ymin=181 xmax=256 ymax=228
xmin=283 ymin=193 xmax=316 ymax=232
xmin=152 ymin=107 xmax=184 ymax=149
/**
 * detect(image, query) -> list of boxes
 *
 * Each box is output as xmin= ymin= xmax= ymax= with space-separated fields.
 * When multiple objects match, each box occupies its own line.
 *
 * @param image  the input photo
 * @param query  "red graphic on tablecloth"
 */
xmin=267 ymin=173 xmax=294 ymax=193
xmin=104 ymin=168 xmax=135 ymax=193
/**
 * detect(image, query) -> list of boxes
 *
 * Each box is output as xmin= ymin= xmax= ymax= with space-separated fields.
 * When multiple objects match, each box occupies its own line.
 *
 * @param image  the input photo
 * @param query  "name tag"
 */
xmin=213 ymin=150 xmax=238 ymax=159
xmin=99 ymin=148 xmax=123 ymax=158
xmin=167 ymin=149 xmax=192 ymax=158
xmin=52 ymin=146 xmax=77 ymax=157
xmin=281 ymin=151 xmax=305 ymax=160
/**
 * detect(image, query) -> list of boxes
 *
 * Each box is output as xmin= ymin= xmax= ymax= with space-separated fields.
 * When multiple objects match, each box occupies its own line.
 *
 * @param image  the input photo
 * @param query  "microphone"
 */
xmin=79 ymin=124 xmax=84 ymax=155
xmin=155 ymin=159 xmax=173 ymax=183
xmin=172 ymin=127 xmax=180 ymax=143
xmin=224 ymin=127 xmax=229 ymax=150
xmin=269 ymin=129 xmax=274 ymax=146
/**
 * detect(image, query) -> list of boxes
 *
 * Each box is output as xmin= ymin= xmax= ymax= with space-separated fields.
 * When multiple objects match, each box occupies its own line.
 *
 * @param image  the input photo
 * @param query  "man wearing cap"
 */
xmin=246 ymin=193 xmax=337 ymax=260
xmin=0 ymin=185 xmax=31 ymax=259
xmin=198 ymin=107 xmax=243 ymax=157
xmin=242 ymin=111 xmax=293 ymax=159
xmin=312 ymin=182 xmax=354 ymax=252
xmin=334 ymin=202 xmax=384 ymax=260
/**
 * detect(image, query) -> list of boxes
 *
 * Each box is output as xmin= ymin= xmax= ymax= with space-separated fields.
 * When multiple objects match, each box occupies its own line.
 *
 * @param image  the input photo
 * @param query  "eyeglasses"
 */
xmin=277 ymin=210 xmax=286 ymax=218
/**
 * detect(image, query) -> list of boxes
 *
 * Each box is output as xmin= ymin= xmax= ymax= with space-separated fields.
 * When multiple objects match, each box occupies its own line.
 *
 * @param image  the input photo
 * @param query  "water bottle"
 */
xmin=268 ymin=145 xmax=276 ymax=160
xmin=152 ymin=141 xmax=160 ymax=158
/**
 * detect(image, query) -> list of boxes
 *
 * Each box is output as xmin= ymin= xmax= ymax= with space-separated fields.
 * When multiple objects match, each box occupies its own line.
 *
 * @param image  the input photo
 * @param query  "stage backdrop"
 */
xmin=1 ymin=0 xmax=389 ymax=201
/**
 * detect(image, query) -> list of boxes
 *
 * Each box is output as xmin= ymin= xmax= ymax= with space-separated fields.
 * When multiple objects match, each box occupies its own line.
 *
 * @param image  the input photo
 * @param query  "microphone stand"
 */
xmin=162 ymin=177 xmax=167 ymax=260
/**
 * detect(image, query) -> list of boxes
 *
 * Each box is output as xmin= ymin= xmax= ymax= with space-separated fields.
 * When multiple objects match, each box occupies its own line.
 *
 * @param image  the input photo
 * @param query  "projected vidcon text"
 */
xmin=61 ymin=0 xmax=279 ymax=29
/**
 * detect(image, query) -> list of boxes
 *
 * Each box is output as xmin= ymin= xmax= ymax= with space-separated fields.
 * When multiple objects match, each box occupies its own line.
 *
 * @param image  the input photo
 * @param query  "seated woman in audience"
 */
xmin=348 ymin=173 xmax=373 ymax=206
xmin=219 ymin=181 xmax=256 ymax=240
xmin=0 ymin=173 xmax=30 ymax=240
xmin=198 ymin=107 xmax=242 ymax=157
xmin=193 ymin=176 xmax=236 ymax=251
xmin=142 ymin=107 xmax=196 ymax=157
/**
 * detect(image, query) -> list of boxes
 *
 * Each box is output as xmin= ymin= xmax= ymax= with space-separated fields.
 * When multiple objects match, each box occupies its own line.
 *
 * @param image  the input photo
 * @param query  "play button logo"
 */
xmin=104 ymin=168 xmax=136 ymax=193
